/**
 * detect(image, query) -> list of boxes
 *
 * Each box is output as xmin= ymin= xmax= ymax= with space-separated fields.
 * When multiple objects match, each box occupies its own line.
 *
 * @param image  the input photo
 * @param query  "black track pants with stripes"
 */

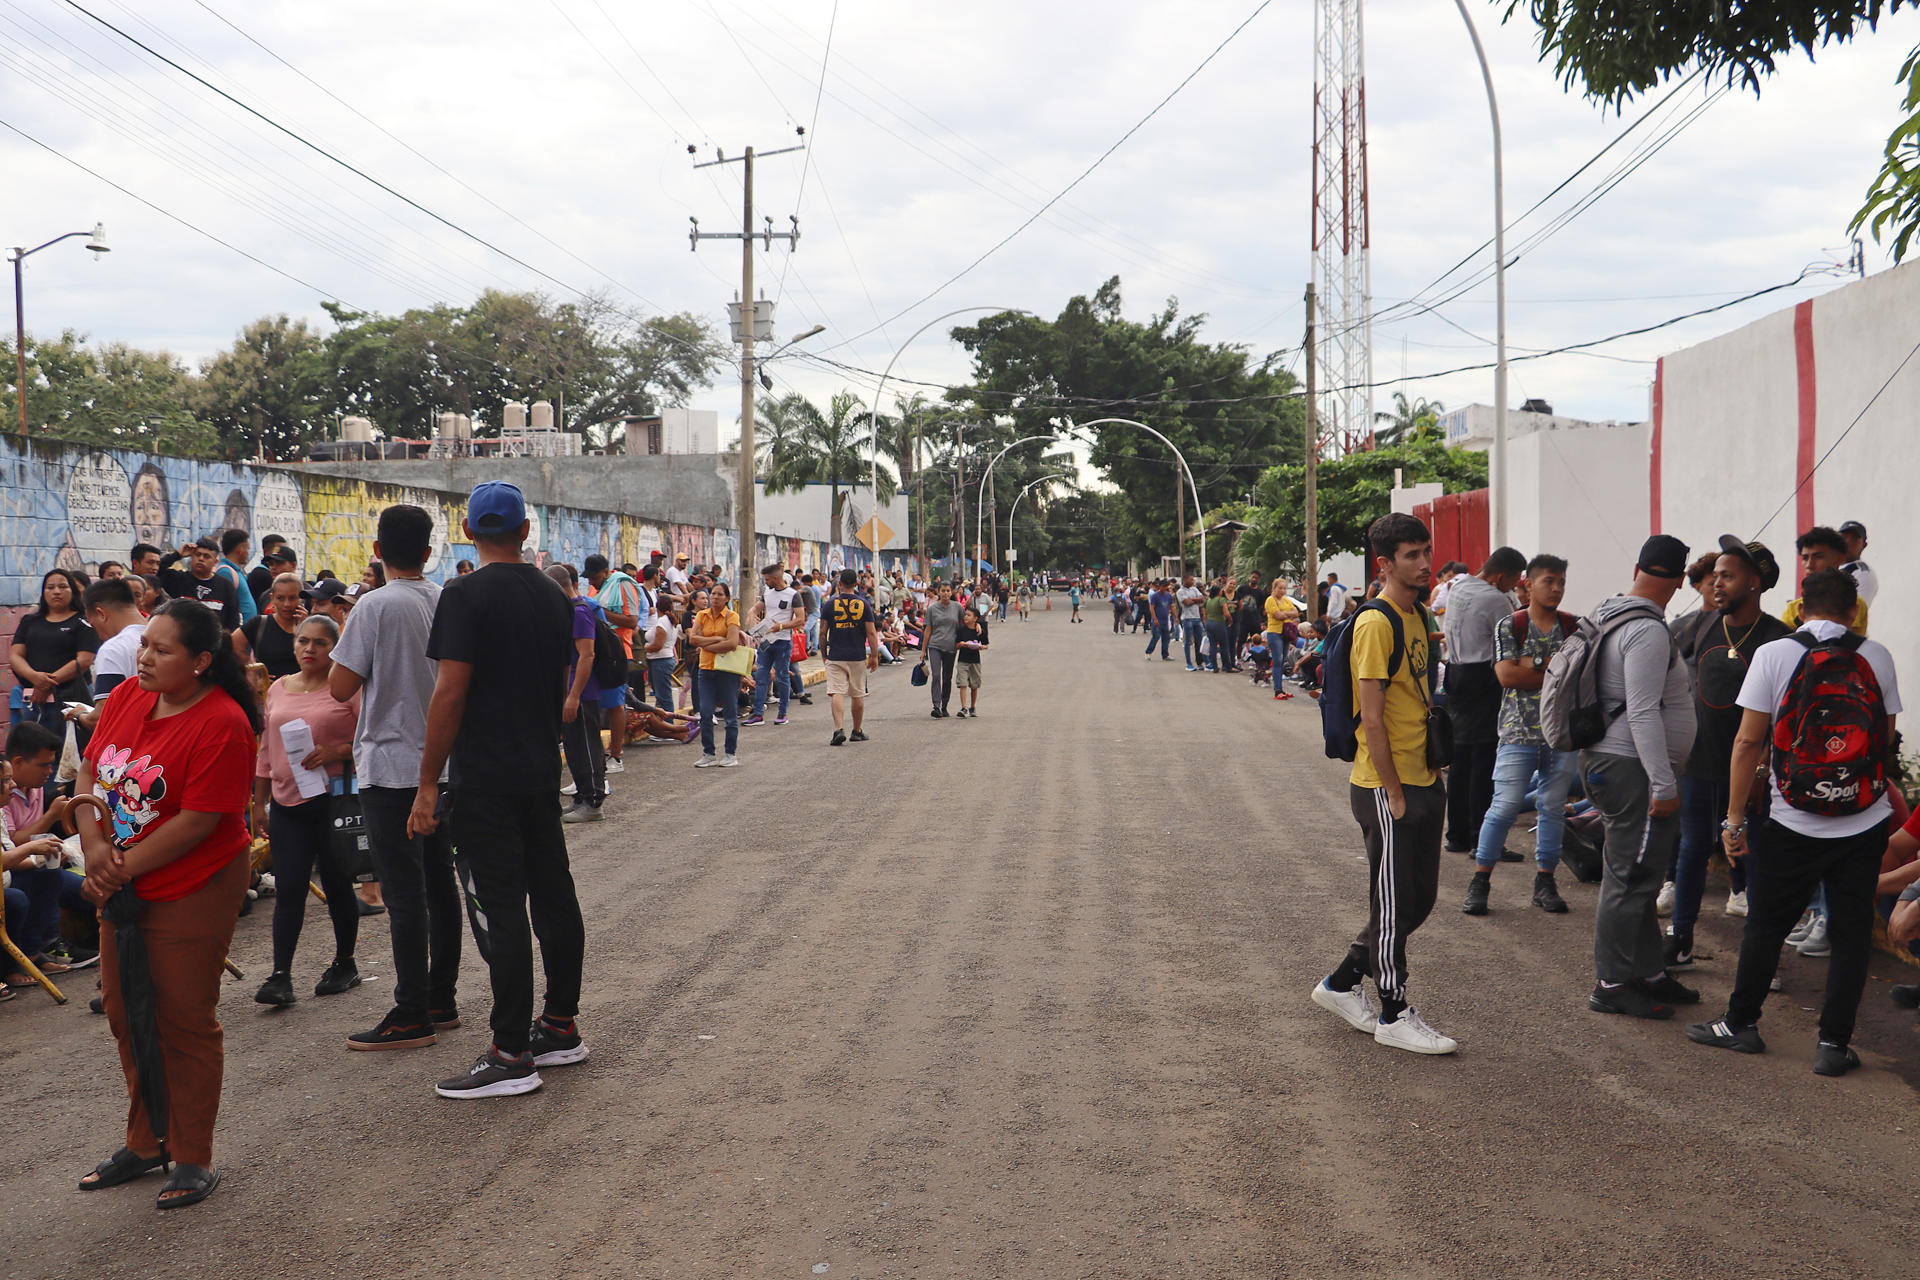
xmin=1344 ymin=781 xmax=1447 ymax=1004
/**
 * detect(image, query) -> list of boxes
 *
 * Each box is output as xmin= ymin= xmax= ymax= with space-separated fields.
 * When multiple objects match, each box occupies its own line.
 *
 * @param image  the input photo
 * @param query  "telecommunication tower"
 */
xmin=1310 ymin=0 xmax=1373 ymax=452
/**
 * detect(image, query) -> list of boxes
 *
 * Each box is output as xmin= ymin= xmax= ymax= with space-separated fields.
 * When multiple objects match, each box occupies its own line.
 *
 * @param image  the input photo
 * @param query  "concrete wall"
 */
xmin=1655 ymin=262 xmax=1920 ymax=664
xmin=297 ymin=453 xmax=735 ymax=530
xmin=1510 ymin=421 xmax=1651 ymax=615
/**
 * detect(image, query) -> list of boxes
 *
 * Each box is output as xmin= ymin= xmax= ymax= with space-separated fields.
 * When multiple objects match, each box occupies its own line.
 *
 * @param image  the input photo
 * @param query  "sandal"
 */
xmin=78 ymin=1147 xmax=168 ymax=1191
xmin=156 ymin=1164 xmax=220 ymax=1209
xmin=0 ymin=982 xmax=14 ymax=1002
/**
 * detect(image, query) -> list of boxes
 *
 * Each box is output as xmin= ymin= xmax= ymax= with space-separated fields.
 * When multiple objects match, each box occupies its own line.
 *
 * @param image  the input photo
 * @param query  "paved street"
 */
xmin=7 ymin=602 xmax=1917 ymax=1279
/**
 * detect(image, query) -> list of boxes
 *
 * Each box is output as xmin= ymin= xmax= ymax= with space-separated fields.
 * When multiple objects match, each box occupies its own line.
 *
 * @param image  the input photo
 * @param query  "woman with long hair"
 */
xmin=250 ymin=614 xmax=363 ymax=1008
xmin=679 ymin=588 xmax=709 ymax=713
xmin=10 ymin=568 xmax=99 ymax=733
xmin=73 ymin=599 xmax=260 ymax=1210
xmin=687 ymin=582 xmax=744 ymax=767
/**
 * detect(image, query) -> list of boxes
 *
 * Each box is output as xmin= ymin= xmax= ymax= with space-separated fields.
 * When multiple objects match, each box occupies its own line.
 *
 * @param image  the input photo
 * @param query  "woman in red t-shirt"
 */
xmin=72 ymin=599 xmax=261 ymax=1210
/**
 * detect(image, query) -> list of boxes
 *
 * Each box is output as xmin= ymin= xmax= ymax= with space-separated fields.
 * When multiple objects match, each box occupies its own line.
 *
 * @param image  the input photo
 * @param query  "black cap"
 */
xmin=1839 ymin=520 xmax=1867 ymax=539
xmin=303 ymin=578 xmax=353 ymax=603
xmin=1636 ymin=534 xmax=1690 ymax=580
xmin=263 ymin=546 xmax=296 ymax=566
xmin=1716 ymin=534 xmax=1781 ymax=592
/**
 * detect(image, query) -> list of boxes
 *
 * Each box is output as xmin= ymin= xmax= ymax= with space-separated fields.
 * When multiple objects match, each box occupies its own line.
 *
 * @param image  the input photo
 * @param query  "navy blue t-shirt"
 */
xmin=823 ymin=592 xmax=876 ymax=662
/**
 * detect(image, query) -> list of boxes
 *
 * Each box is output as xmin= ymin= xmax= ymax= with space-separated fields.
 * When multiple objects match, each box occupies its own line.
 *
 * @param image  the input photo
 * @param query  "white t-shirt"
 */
xmin=1325 ymin=584 xmax=1350 ymax=619
xmin=93 ymin=624 xmax=145 ymax=689
xmin=1735 ymin=619 xmax=1903 ymax=838
xmin=1842 ymin=559 xmax=1879 ymax=607
xmin=761 ymin=584 xmax=802 ymax=633
xmin=665 ymin=565 xmax=690 ymax=591
xmin=646 ymin=614 xmax=679 ymax=658
xmin=1176 ymin=585 xmax=1204 ymax=621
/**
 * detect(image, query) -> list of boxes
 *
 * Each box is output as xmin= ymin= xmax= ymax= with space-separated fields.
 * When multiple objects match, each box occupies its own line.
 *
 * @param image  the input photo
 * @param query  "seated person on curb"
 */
xmin=1 ymin=749 xmax=92 ymax=980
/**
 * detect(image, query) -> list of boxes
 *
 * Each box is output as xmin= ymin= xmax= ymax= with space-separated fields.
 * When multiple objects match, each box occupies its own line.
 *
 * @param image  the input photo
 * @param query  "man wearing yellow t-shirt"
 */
xmin=1310 ymin=512 xmax=1457 ymax=1055
xmin=1782 ymin=526 xmax=1869 ymax=635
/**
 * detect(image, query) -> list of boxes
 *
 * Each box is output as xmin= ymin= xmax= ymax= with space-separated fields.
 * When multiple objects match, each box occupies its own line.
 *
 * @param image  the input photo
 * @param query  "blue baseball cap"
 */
xmin=468 ymin=481 xmax=527 ymax=536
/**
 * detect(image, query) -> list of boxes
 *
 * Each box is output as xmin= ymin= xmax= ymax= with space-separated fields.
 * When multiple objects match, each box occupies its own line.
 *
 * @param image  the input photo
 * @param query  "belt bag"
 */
xmin=329 ymin=773 xmax=374 ymax=884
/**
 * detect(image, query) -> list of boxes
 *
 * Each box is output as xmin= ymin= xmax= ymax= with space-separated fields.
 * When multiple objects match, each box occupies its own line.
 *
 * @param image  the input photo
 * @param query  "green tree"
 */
xmin=950 ymin=277 xmax=1305 ymax=568
xmin=1372 ymin=392 xmax=1445 ymax=447
xmin=1503 ymin=0 xmax=1920 ymax=261
xmin=755 ymin=390 xmax=898 ymax=542
xmin=3 ymin=329 xmax=216 ymax=453
xmin=190 ymin=315 xmax=332 ymax=459
xmin=1237 ymin=439 xmax=1488 ymax=578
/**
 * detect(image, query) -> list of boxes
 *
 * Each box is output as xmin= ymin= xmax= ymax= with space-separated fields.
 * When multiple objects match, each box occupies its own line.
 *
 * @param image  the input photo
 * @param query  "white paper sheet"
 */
xmin=278 ymin=717 xmax=330 ymax=800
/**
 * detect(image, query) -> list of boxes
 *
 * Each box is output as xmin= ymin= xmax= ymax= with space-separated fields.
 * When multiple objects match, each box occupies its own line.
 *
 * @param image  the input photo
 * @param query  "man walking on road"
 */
xmin=823 ymin=569 xmax=879 ymax=746
xmin=1144 ymin=580 xmax=1175 ymax=660
xmin=1442 ymin=547 xmax=1527 ymax=855
xmin=1687 ymin=569 xmax=1900 ymax=1074
xmin=410 ymin=482 xmax=588 ymax=1099
xmin=746 ymin=563 xmax=807 ymax=727
xmin=331 ymin=504 xmax=463 ymax=1052
xmin=1312 ymin=512 xmax=1458 ymax=1055
xmin=1584 ymin=535 xmax=1698 ymax=1021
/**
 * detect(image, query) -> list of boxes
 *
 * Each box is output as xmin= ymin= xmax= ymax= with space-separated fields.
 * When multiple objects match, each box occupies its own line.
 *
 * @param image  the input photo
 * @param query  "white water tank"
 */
xmin=435 ymin=412 xmax=459 ymax=439
xmin=503 ymin=401 xmax=528 ymax=431
xmin=456 ymin=414 xmax=472 ymax=439
xmin=341 ymin=416 xmax=374 ymax=443
xmin=530 ymin=400 xmax=554 ymax=431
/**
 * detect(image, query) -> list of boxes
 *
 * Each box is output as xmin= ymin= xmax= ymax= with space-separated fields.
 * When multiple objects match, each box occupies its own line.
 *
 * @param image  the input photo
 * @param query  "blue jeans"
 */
xmin=1145 ymin=620 xmax=1171 ymax=658
xmin=8 ymin=864 xmax=87 ymax=954
xmin=1181 ymin=619 xmax=1204 ymax=666
xmin=1673 ymin=772 xmax=1750 ymax=937
xmin=700 ymin=670 xmax=742 ymax=755
xmin=647 ymin=657 xmax=675 ymax=710
xmin=1475 ymin=742 xmax=1576 ymax=871
xmin=1267 ymin=632 xmax=1289 ymax=685
xmin=752 ymin=639 xmax=792 ymax=718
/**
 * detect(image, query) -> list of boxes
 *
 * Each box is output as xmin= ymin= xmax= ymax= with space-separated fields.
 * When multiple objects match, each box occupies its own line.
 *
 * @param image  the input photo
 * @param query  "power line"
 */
xmin=0 ymin=115 xmax=355 ymax=304
xmin=817 ymin=0 xmax=1275 ymax=355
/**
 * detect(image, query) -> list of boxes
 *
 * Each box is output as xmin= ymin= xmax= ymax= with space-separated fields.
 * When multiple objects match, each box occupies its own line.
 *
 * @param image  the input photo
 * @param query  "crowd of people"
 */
xmin=3 ymin=480 xmax=1061 ymax=1209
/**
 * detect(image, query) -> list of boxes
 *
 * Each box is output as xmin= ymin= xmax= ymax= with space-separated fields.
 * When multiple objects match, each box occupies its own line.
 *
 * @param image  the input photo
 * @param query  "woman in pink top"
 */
xmin=249 ymin=614 xmax=361 ymax=1009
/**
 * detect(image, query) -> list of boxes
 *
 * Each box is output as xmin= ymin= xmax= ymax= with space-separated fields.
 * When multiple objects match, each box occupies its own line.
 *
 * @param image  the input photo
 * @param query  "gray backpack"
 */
xmin=1539 ymin=600 xmax=1665 ymax=752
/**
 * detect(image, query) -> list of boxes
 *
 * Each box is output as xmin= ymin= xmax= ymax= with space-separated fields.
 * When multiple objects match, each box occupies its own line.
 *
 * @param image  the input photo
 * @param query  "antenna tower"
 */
xmin=1311 ymin=0 xmax=1373 ymax=453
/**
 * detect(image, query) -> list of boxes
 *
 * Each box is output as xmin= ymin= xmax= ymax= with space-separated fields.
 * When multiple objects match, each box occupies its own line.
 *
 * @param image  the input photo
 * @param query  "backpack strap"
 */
xmin=1511 ymin=609 xmax=1528 ymax=647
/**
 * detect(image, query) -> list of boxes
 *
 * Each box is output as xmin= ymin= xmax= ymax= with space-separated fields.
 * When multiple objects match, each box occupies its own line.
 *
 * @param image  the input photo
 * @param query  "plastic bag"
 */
xmin=57 ymin=719 xmax=80 ymax=783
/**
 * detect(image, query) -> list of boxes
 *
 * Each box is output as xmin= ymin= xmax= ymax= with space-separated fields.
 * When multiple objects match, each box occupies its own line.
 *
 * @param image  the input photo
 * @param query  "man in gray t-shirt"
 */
xmin=328 ymin=506 xmax=463 ymax=1048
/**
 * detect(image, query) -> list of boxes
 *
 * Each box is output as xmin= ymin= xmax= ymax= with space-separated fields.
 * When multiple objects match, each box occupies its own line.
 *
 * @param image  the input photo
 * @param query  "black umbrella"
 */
xmin=101 ymin=885 xmax=170 ymax=1167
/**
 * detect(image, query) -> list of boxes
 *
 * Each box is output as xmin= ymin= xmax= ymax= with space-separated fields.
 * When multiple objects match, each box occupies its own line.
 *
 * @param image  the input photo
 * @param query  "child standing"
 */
xmin=954 ymin=608 xmax=990 ymax=717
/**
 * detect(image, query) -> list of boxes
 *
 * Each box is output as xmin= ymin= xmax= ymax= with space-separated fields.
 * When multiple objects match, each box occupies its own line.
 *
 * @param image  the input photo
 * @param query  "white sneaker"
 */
xmin=1374 ymin=1007 xmax=1458 ymax=1055
xmin=605 ymin=758 xmax=626 ymax=774
xmin=1725 ymin=890 xmax=1749 ymax=918
xmin=1797 ymin=915 xmax=1831 ymax=957
xmin=693 ymin=754 xmax=718 ymax=769
xmin=560 ymin=781 xmax=577 ymax=797
xmin=1785 ymin=909 xmax=1817 ymax=946
xmin=717 ymin=754 xmax=740 ymax=768
xmin=1310 ymin=980 xmax=1379 ymax=1033
xmin=1656 ymin=880 xmax=1675 ymax=917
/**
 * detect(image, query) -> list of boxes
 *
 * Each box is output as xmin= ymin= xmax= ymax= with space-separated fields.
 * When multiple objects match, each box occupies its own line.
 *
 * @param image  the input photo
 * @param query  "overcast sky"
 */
xmin=5 ymin=0 xmax=1915 ymax=452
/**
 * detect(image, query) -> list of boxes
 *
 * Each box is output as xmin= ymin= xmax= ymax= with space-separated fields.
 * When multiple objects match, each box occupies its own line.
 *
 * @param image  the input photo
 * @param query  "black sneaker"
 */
xmin=1532 ymin=872 xmax=1568 ymax=914
xmin=1685 ymin=1018 xmax=1765 ymax=1053
xmin=435 ymin=1046 xmax=542 ymax=1099
xmin=431 ymin=1005 xmax=462 ymax=1028
xmin=830 ymin=729 xmax=847 ymax=746
xmin=529 ymin=1017 xmax=589 ymax=1067
xmin=347 ymin=1010 xmax=437 ymax=1051
xmin=1663 ymin=930 xmax=1696 ymax=971
xmin=848 ymin=730 xmax=869 ymax=742
xmin=1461 ymin=872 xmax=1491 ymax=916
xmin=798 ymin=693 xmax=814 ymax=705
xmin=1444 ymin=840 xmax=1473 ymax=854
xmin=1589 ymin=983 xmax=1674 ymax=1019
xmin=254 ymin=972 xmax=296 ymax=1007
xmin=930 ymin=707 xmax=941 ymax=719
xmin=1498 ymin=848 xmax=1524 ymax=863
xmin=315 ymin=958 xmax=361 ymax=996
xmin=1813 ymin=1041 xmax=1861 ymax=1077
xmin=61 ymin=943 xmax=101 ymax=969
xmin=1890 ymin=984 xmax=1920 ymax=1009
xmin=1637 ymin=973 xmax=1700 ymax=1005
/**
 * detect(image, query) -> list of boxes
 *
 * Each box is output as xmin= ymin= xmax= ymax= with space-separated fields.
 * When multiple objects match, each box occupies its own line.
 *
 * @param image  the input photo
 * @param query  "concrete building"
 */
xmin=605 ymin=407 xmax=719 ymax=456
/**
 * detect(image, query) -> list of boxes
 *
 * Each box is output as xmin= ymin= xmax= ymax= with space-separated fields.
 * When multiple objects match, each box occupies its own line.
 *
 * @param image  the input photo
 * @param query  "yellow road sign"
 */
xmin=855 ymin=516 xmax=894 ymax=551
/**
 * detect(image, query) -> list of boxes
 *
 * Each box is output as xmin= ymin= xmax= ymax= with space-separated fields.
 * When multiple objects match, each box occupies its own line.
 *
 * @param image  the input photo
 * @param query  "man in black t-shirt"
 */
xmin=157 ymin=536 xmax=240 ymax=630
xmin=410 ymin=481 xmax=586 ymax=1102
xmin=821 ymin=569 xmax=879 ymax=746
xmin=1666 ymin=536 xmax=1790 ymax=969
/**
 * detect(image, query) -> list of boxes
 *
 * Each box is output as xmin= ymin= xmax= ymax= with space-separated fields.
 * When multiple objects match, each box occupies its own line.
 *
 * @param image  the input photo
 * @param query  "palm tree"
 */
xmin=1372 ymin=391 xmax=1444 ymax=447
xmin=756 ymin=389 xmax=897 ymax=544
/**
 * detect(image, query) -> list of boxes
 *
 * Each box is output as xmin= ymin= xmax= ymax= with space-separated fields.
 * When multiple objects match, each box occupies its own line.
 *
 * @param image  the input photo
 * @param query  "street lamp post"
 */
xmin=1069 ymin=417 xmax=1206 ymax=585
xmin=866 ymin=306 xmax=1024 ymax=577
xmin=975 ymin=434 xmax=1055 ymax=579
xmin=1007 ymin=472 xmax=1074 ymax=569
xmin=1452 ymin=0 xmax=1508 ymax=546
xmin=10 ymin=223 xmax=108 ymax=435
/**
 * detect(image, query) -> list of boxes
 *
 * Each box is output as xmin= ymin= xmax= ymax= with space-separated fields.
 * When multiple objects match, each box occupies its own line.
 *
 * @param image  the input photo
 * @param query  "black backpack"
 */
xmin=591 ymin=613 xmax=629 ymax=689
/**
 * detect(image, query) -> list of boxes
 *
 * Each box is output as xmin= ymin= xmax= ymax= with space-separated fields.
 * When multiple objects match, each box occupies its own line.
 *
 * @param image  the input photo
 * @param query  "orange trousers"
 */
xmin=99 ymin=853 xmax=247 ymax=1168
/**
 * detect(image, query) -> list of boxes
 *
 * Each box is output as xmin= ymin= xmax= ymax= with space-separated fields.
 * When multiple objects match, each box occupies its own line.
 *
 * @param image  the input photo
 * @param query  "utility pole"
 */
xmin=690 ymin=143 xmax=802 ymax=588
xmin=1304 ymin=282 xmax=1320 ymax=623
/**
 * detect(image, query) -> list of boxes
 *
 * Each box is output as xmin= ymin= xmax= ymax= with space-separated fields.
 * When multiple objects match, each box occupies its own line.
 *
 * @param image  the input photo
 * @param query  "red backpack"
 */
xmin=1771 ymin=632 xmax=1889 ymax=815
xmin=1510 ymin=609 xmax=1578 ymax=647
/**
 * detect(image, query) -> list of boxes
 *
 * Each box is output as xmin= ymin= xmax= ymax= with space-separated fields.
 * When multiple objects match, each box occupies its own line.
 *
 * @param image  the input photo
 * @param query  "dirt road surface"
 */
xmin=6 ymin=602 xmax=1916 ymax=1279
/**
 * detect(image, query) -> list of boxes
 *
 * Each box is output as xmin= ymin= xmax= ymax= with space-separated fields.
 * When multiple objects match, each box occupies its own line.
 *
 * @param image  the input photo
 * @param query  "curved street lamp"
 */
xmin=1007 ymin=471 xmax=1075 ymax=573
xmin=11 ymin=223 xmax=109 ymax=434
xmin=1452 ymin=0 xmax=1508 ymax=546
xmin=1068 ymin=417 xmax=1206 ymax=584
xmin=865 ymin=305 xmax=1025 ymax=574
xmin=974 ymin=434 xmax=1056 ymax=578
